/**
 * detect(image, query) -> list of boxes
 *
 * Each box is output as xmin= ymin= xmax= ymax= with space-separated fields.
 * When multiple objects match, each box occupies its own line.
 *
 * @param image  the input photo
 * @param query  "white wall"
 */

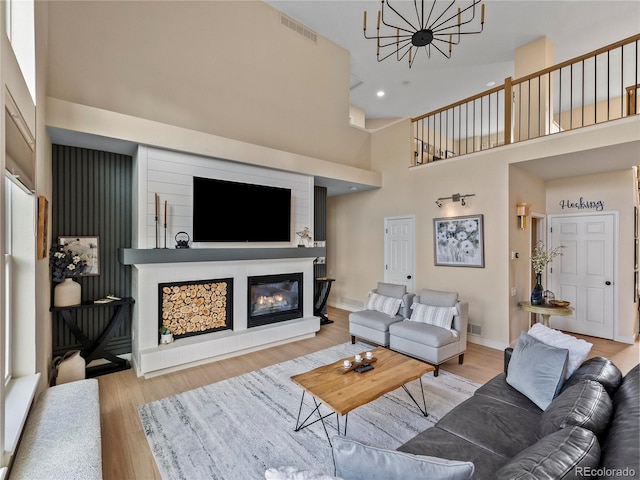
xmin=134 ymin=146 xmax=314 ymax=249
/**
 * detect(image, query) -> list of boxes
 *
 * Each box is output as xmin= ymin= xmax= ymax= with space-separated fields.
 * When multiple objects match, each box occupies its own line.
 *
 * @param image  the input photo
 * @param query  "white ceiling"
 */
xmin=265 ymin=0 xmax=640 ymax=120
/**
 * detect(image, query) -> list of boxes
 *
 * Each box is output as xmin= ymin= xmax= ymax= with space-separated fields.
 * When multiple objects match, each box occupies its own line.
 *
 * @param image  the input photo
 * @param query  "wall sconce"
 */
xmin=516 ymin=202 xmax=531 ymax=230
xmin=435 ymin=193 xmax=475 ymax=208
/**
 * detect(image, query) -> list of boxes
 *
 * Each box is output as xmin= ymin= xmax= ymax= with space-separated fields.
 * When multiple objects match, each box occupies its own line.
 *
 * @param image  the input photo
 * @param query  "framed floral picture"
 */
xmin=433 ymin=214 xmax=484 ymax=267
xmin=58 ymin=236 xmax=100 ymax=276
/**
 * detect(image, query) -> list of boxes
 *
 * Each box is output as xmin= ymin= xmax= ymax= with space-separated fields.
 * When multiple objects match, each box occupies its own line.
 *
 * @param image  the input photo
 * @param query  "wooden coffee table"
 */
xmin=290 ymin=346 xmax=435 ymax=443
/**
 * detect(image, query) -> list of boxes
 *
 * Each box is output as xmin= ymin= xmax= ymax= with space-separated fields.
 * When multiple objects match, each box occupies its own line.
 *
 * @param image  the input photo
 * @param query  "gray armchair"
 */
xmin=349 ymin=282 xmax=414 ymax=347
xmin=389 ymin=288 xmax=468 ymax=376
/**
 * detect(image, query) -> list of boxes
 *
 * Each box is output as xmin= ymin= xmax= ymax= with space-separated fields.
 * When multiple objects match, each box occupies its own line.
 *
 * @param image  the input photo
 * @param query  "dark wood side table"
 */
xmin=314 ymin=278 xmax=335 ymax=325
xmin=50 ymin=297 xmax=134 ymax=377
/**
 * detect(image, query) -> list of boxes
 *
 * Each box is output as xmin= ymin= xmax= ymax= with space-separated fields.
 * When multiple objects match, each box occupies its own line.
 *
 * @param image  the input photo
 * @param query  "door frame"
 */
xmin=547 ymin=211 xmax=619 ymax=339
xmin=383 ymin=215 xmax=416 ymax=292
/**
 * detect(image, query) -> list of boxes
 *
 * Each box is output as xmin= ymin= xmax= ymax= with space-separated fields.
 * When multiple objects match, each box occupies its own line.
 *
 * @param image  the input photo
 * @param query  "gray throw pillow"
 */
xmin=376 ymin=282 xmax=407 ymax=299
xmin=332 ymin=436 xmax=474 ymax=480
xmin=506 ymin=332 xmax=569 ymax=410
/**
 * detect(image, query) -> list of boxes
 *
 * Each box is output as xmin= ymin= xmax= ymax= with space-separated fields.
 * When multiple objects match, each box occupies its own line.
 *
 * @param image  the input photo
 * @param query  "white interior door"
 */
xmin=384 ymin=216 xmax=415 ymax=293
xmin=548 ymin=213 xmax=616 ymax=339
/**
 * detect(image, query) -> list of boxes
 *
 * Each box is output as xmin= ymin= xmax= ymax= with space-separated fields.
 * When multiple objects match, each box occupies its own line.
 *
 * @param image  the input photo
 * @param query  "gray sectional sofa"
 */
xmin=332 ymin=353 xmax=639 ymax=480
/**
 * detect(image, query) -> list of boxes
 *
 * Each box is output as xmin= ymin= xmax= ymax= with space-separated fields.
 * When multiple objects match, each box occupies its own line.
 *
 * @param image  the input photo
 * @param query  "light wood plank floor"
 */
xmin=98 ymin=307 xmax=639 ymax=480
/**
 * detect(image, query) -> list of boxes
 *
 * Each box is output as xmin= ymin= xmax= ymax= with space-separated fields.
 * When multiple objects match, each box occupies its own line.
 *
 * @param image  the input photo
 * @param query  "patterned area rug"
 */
xmin=138 ymin=342 xmax=479 ymax=480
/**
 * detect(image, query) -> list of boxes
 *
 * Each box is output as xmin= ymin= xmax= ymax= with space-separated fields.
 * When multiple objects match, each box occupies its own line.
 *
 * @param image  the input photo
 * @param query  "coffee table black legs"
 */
xmin=294 ymin=391 xmax=347 ymax=445
xmin=402 ymin=377 xmax=428 ymax=417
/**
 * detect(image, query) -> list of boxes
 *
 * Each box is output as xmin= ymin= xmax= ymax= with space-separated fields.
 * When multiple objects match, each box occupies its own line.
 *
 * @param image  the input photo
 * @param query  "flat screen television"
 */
xmin=192 ymin=176 xmax=292 ymax=242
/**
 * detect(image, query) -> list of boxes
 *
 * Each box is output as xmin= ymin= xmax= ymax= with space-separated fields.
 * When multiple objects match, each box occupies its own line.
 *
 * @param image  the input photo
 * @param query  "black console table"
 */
xmin=314 ymin=278 xmax=335 ymax=325
xmin=50 ymin=297 xmax=134 ymax=377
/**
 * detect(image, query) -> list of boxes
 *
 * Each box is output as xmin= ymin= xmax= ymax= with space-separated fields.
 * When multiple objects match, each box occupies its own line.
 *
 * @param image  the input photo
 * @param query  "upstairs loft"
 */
xmin=412 ymin=34 xmax=640 ymax=166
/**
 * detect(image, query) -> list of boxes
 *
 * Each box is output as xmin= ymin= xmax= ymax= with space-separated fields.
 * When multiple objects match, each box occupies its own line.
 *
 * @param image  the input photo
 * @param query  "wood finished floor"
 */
xmin=98 ymin=307 xmax=639 ymax=480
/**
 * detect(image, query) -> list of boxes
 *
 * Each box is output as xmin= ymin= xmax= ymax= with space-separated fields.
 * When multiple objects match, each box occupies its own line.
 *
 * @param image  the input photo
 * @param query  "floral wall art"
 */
xmin=434 ymin=214 xmax=484 ymax=267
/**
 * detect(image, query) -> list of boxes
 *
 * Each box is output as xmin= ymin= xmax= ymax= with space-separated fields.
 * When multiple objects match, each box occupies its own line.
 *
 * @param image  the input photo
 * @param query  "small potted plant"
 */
xmin=159 ymin=326 xmax=173 ymax=344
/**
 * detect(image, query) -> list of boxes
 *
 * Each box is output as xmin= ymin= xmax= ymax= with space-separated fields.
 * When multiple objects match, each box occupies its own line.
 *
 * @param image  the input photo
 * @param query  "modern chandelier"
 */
xmin=363 ymin=0 xmax=485 ymax=68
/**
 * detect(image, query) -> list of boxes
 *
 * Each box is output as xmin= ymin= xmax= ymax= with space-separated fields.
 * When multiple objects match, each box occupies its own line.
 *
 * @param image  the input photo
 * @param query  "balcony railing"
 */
xmin=412 ymin=34 xmax=640 ymax=166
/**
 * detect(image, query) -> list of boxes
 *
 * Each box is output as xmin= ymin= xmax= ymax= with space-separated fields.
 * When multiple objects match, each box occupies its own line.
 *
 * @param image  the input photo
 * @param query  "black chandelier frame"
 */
xmin=363 ymin=0 xmax=485 ymax=67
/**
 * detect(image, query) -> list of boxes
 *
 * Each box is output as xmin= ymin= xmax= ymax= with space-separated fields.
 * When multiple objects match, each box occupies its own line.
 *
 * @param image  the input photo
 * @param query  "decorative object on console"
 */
xmin=433 ymin=214 xmax=484 ymax=267
xmin=53 ymin=278 xmax=82 ymax=307
xmin=516 ymin=202 xmax=531 ymax=230
xmin=175 ymin=231 xmax=190 ymax=249
xmin=530 ymin=241 xmax=565 ymax=305
xmin=363 ymin=0 xmax=485 ymax=68
xmin=50 ymin=242 xmax=88 ymax=307
xmin=531 ymin=273 xmax=544 ymax=305
xmin=434 ymin=193 xmax=475 ymax=208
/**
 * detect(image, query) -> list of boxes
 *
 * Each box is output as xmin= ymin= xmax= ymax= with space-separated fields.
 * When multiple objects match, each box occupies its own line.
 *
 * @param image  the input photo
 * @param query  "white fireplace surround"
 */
xmin=132 ymin=258 xmax=319 ymax=377
xmin=129 ymin=146 xmax=320 ymax=377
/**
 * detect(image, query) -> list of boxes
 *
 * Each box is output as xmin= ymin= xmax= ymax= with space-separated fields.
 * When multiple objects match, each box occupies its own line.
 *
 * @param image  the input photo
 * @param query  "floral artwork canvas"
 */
xmin=434 ymin=215 xmax=484 ymax=267
xmin=58 ymin=236 xmax=100 ymax=276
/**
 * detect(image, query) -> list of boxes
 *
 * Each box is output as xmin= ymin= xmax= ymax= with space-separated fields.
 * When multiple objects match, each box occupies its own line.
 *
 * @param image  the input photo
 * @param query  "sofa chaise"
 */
xmin=331 ymin=339 xmax=640 ymax=479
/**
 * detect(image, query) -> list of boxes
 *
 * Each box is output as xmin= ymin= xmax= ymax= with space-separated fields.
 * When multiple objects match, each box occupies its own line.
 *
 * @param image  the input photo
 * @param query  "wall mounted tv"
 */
xmin=192 ymin=176 xmax=292 ymax=242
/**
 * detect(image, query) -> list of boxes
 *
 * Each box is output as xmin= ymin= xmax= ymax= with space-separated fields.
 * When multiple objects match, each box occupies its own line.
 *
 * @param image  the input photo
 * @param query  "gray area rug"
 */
xmin=138 ymin=342 xmax=479 ymax=480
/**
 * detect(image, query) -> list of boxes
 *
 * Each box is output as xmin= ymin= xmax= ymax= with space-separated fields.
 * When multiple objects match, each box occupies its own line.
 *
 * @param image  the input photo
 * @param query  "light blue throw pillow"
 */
xmin=506 ymin=332 xmax=569 ymax=410
xmin=332 ymin=436 xmax=474 ymax=480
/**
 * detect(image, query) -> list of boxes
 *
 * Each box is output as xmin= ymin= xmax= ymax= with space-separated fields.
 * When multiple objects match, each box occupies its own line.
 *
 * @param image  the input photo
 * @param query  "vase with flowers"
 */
xmin=530 ymin=241 xmax=565 ymax=305
xmin=50 ymin=244 xmax=87 ymax=307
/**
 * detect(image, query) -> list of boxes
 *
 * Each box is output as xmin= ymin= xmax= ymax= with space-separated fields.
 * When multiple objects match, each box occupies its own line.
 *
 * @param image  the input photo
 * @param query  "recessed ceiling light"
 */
xmin=486 ymin=81 xmax=496 ymax=87
xmin=377 ymin=90 xmax=385 ymax=97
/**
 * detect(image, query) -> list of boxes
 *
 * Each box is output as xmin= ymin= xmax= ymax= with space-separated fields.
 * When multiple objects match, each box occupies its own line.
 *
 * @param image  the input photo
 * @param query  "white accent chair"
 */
xmin=349 ymin=283 xmax=414 ymax=347
xmin=389 ymin=288 xmax=468 ymax=376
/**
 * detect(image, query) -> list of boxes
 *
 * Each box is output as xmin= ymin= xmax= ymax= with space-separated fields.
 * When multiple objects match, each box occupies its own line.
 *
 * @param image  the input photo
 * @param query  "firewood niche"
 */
xmin=158 ymin=278 xmax=233 ymax=340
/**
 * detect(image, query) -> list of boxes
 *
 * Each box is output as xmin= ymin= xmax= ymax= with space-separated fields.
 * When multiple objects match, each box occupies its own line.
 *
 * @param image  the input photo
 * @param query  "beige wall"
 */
xmin=46 ymin=0 xmax=371 ymax=169
xmin=329 ymin=119 xmax=640 ymax=349
xmin=508 ymin=165 xmax=545 ymax=344
xmin=328 ymin=120 xmax=512 ymax=350
xmin=546 ymin=169 xmax=638 ymax=341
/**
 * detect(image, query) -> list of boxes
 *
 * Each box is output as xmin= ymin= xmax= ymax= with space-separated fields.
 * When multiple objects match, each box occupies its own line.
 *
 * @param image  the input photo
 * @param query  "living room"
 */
xmin=2 ymin=0 xmax=640 ymax=479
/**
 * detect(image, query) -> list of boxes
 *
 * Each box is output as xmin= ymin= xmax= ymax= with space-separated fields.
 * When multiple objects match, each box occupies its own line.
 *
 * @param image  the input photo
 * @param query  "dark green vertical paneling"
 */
xmin=313 ymin=185 xmax=327 ymax=281
xmin=51 ymin=145 xmax=133 ymax=357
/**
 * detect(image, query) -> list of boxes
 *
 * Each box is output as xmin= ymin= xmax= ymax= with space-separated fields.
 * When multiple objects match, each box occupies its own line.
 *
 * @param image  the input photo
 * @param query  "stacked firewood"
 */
xmin=161 ymin=281 xmax=228 ymax=336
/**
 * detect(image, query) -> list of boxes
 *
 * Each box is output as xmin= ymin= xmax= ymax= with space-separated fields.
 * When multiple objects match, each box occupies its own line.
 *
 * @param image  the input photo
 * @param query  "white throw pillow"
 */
xmin=410 ymin=303 xmax=457 ymax=330
xmin=366 ymin=292 xmax=402 ymax=317
xmin=527 ymin=324 xmax=593 ymax=379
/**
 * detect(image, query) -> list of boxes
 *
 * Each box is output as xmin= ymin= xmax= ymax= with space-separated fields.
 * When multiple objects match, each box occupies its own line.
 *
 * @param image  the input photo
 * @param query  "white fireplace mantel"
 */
xmin=130 ymin=256 xmax=320 ymax=377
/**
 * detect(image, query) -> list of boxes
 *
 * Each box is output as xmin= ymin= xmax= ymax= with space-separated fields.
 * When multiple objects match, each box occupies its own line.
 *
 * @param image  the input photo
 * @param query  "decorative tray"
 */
xmin=550 ymin=300 xmax=570 ymax=307
xmin=338 ymin=356 xmax=377 ymax=374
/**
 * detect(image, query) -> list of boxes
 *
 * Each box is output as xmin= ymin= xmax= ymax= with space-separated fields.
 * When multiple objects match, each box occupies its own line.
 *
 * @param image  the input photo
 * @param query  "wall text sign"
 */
xmin=559 ymin=197 xmax=605 ymax=211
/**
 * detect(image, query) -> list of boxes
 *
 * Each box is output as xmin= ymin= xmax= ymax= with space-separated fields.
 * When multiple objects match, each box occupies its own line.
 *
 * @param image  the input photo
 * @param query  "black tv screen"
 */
xmin=192 ymin=177 xmax=292 ymax=242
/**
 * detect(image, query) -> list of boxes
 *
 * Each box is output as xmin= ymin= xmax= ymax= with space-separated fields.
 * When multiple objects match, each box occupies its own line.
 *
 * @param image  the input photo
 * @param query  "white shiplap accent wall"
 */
xmin=135 ymin=146 xmax=314 ymax=249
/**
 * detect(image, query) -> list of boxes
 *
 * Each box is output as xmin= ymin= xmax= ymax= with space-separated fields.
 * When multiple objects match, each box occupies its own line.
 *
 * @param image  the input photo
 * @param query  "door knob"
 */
xmin=407 ymin=275 xmax=412 ymax=279
xmin=605 ymin=281 xmax=612 ymax=286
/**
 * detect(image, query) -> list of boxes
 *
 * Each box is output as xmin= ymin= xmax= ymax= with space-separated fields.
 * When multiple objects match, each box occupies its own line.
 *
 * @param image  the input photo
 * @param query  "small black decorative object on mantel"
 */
xmin=175 ymin=232 xmax=191 ymax=249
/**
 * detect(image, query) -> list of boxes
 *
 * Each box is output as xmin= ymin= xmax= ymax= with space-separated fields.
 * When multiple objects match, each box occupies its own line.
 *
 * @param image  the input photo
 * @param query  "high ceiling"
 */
xmin=265 ymin=0 xmax=640 ymax=120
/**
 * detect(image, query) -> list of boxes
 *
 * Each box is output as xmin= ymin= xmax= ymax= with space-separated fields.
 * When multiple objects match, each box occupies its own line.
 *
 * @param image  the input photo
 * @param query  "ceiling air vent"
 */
xmin=280 ymin=14 xmax=317 ymax=44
